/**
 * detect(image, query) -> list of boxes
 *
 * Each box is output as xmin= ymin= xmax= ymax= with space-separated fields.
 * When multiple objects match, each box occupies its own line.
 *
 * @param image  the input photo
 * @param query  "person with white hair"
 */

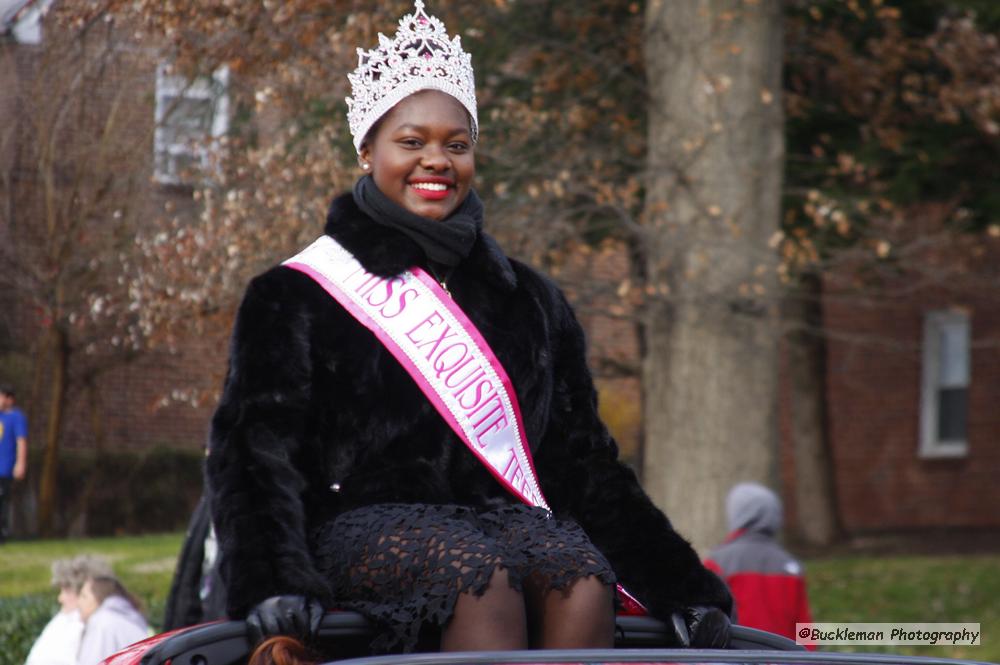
xmin=705 ymin=482 xmax=814 ymax=644
xmin=24 ymin=555 xmax=113 ymax=665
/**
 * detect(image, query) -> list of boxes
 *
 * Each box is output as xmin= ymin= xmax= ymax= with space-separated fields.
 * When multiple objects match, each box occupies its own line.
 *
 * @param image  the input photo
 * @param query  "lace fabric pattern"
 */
xmin=310 ymin=503 xmax=616 ymax=652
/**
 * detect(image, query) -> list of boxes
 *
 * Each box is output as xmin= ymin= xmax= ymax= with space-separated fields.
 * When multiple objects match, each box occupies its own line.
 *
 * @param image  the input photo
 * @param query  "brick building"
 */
xmin=574 ymin=233 xmax=1000 ymax=538
xmin=1 ymin=0 xmax=223 ymax=453
xmin=812 ymin=245 xmax=1000 ymax=533
xmin=1 ymin=1 xmax=227 ymax=534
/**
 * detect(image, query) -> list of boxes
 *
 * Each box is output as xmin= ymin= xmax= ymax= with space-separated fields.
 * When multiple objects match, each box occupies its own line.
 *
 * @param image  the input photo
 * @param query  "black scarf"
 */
xmin=352 ymin=175 xmax=483 ymax=268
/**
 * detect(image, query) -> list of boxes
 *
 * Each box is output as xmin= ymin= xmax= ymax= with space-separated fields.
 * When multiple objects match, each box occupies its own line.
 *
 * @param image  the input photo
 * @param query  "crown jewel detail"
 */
xmin=346 ymin=0 xmax=478 ymax=153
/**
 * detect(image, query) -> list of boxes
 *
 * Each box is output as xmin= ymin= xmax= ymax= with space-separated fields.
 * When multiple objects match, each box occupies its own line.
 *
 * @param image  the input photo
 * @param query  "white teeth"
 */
xmin=411 ymin=182 xmax=448 ymax=191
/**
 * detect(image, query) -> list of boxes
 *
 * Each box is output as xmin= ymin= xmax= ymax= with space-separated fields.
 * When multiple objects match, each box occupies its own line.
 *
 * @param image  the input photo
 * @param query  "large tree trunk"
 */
xmin=641 ymin=0 xmax=784 ymax=553
xmin=38 ymin=325 xmax=69 ymax=537
xmin=784 ymin=271 xmax=841 ymax=545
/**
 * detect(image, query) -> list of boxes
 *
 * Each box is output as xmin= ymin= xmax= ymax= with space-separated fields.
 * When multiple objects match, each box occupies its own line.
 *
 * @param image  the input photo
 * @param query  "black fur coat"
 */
xmin=207 ymin=192 xmax=731 ymax=622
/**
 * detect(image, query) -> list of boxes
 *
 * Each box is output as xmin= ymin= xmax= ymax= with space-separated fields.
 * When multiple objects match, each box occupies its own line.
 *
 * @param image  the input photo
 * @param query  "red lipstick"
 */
xmin=409 ymin=176 xmax=453 ymax=201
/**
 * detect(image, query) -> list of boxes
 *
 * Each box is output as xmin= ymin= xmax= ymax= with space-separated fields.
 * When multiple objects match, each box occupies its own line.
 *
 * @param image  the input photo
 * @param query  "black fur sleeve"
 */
xmin=207 ymin=269 xmax=333 ymax=618
xmin=535 ymin=286 xmax=731 ymax=620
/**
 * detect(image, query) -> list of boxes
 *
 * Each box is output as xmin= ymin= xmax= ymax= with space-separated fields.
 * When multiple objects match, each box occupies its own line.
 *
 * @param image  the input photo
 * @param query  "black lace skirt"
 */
xmin=310 ymin=503 xmax=616 ymax=652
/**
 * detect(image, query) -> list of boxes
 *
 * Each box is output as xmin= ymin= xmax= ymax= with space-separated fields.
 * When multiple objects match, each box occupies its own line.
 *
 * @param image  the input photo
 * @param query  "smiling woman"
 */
xmin=205 ymin=0 xmax=733 ymax=658
xmin=360 ymin=90 xmax=475 ymax=222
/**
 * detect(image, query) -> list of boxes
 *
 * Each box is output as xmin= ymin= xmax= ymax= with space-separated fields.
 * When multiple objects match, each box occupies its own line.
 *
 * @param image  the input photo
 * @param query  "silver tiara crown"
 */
xmin=346 ymin=0 xmax=478 ymax=153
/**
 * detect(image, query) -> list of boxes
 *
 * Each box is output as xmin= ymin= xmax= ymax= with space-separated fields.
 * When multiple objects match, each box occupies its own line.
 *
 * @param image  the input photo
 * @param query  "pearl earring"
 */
xmin=361 ymin=163 xmax=370 ymax=170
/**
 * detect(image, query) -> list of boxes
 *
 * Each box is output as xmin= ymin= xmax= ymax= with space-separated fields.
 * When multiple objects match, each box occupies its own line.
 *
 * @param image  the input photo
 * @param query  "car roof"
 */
xmin=112 ymin=613 xmax=992 ymax=665
xmin=331 ymin=649 xmax=994 ymax=665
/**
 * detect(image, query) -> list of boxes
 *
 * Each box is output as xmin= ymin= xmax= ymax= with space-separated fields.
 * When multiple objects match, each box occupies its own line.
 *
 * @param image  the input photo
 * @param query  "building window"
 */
xmin=154 ymin=65 xmax=229 ymax=185
xmin=2 ymin=0 xmax=56 ymax=44
xmin=919 ymin=309 xmax=970 ymax=458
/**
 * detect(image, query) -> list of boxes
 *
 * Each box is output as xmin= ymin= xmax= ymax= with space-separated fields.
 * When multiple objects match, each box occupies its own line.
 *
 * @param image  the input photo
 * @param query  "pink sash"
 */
xmin=284 ymin=235 xmax=647 ymax=615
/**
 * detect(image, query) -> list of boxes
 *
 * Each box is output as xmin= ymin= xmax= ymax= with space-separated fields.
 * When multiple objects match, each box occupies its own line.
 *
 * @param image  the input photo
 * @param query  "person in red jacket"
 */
xmin=705 ymin=482 xmax=814 ymax=647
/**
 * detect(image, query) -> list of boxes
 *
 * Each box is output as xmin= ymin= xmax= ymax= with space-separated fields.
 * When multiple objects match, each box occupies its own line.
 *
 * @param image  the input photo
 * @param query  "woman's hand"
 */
xmin=245 ymin=595 xmax=325 ymax=645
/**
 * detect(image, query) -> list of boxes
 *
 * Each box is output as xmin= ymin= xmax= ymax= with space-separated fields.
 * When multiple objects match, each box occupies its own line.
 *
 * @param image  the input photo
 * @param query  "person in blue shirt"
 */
xmin=0 ymin=383 xmax=28 ymax=543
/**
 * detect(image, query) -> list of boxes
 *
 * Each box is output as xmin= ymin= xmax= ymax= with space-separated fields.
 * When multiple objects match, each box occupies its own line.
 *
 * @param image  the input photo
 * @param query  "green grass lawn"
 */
xmin=807 ymin=554 xmax=1000 ymax=662
xmin=1 ymin=535 xmax=997 ymax=663
xmin=0 ymin=532 xmax=183 ymax=601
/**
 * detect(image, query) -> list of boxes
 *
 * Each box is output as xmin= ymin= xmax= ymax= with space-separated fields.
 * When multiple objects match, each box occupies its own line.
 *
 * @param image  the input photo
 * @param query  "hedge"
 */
xmin=0 ymin=595 xmax=56 ymax=665
xmin=11 ymin=445 xmax=204 ymax=538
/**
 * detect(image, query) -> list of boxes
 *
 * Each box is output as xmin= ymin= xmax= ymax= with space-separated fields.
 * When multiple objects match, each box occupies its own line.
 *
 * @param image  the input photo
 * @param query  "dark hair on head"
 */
xmin=248 ymin=636 xmax=320 ymax=665
xmin=0 ymin=384 xmax=14 ymax=398
xmin=85 ymin=575 xmax=145 ymax=618
xmin=359 ymin=115 xmax=386 ymax=152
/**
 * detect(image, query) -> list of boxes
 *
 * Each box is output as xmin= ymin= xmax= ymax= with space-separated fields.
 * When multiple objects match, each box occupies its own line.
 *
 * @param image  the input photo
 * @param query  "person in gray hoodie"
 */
xmin=76 ymin=575 xmax=149 ymax=665
xmin=705 ymin=482 xmax=814 ymax=643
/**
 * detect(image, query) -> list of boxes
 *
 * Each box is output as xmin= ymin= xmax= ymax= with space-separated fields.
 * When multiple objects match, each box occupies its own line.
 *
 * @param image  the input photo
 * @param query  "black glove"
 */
xmin=683 ymin=604 xmax=731 ymax=648
xmin=666 ymin=611 xmax=692 ymax=647
xmin=245 ymin=595 xmax=324 ymax=646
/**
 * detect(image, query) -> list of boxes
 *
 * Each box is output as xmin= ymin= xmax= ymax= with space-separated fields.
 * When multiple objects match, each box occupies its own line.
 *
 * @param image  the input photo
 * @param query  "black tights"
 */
xmin=317 ymin=504 xmax=618 ymax=653
xmin=440 ymin=567 xmax=615 ymax=651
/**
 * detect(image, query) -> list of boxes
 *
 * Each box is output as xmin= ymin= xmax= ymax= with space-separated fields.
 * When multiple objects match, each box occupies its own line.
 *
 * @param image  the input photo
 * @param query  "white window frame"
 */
xmin=5 ymin=0 xmax=55 ymax=44
xmin=154 ymin=64 xmax=230 ymax=185
xmin=919 ymin=309 xmax=971 ymax=458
